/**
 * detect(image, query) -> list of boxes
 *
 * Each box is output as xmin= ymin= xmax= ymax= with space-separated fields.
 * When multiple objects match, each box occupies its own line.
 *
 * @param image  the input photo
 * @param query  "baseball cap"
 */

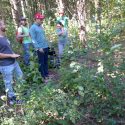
xmin=34 ymin=13 xmax=45 ymax=19
xmin=19 ymin=17 xmax=26 ymax=21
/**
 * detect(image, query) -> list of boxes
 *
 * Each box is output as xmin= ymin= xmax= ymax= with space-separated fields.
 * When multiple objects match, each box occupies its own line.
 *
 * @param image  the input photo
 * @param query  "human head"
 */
xmin=80 ymin=25 xmax=85 ymax=31
xmin=56 ymin=21 xmax=64 ymax=28
xmin=34 ymin=12 xmax=45 ymax=25
xmin=19 ymin=17 xmax=27 ymax=26
xmin=0 ymin=20 xmax=6 ymax=33
xmin=59 ymin=10 xmax=64 ymax=16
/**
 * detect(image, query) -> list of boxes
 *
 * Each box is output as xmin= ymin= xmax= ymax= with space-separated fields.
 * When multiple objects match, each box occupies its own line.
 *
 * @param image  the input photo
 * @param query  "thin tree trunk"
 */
xmin=9 ymin=0 xmax=20 ymax=28
xmin=76 ymin=0 xmax=87 ymax=47
xmin=94 ymin=0 xmax=102 ymax=33
xmin=25 ymin=0 xmax=30 ymax=22
xmin=0 ymin=4 xmax=5 ymax=20
xmin=20 ymin=0 xmax=26 ymax=17
xmin=56 ymin=0 xmax=64 ymax=10
xmin=77 ymin=0 xmax=86 ymax=26
xmin=44 ymin=0 xmax=47 ymax=11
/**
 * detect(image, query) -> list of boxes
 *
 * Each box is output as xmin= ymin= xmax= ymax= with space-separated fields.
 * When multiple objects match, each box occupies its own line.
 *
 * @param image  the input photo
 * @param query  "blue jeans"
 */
xmin=37 ymin=48 xmax=48 ymax=78
xmin=23 ymin=43 xmax=32 ymax=65
xmin=0 ymin=61 xmax=23 ymax=98
xmin=58 ymin=41 xmax=67 ymax=60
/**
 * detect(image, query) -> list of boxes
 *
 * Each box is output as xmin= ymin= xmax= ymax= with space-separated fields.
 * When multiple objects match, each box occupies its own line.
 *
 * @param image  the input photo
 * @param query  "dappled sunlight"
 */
xmin=107 ymin=73 xmax=117 ymax=78
xmin=53 ymin=88 xmax=65 ymax=94
xmin=97 ymin=61 xmax=104 ymax=73
xmin=0 ymin=0 xmax=125 ymax=124
xmin=68 ymin=50 xmax=73 ymax=54
xmin=70 ymin=61 xmax=81 ymax=73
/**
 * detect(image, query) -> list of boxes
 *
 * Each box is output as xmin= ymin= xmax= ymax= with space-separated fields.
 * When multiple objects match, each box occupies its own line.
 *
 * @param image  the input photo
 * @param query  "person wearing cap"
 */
xmin=30 ymin=13 xmax=49 ymax=82
xmin=56 ymin=10 xmax=69 ymax=28
xmin=17 ymin=17 xmax=32 ymax=66
xmin=0 ymin=20 xmax=23 ymax=104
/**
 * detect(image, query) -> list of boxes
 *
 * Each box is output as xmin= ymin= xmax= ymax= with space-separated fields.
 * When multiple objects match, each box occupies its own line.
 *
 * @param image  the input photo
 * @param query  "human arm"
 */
xmin=56 ymin=28 xmax=64 ymax=36
xmin=30 ymin=26 xmax=44 ymax=53
xmin=17 ymin=27 xmax=29 ymax=38
xmin=30 ymin=26 xmax=40 ymax=49
xmin=17 ymin=34 xmax=28 ymax=38
xmin=61 ymin=28 xmax=67 ymax=37
xmin=0 ymin=53 xmax=20 ymax=59
xmin=57 ymin=28 xmax=67 ymax=37
xmin=56 ymin=17 xmax=60 ymax=23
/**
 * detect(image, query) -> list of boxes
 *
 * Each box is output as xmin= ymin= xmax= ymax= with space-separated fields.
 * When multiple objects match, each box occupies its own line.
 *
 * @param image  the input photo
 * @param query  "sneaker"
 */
xmin=9 ymin=96 xmax=25 ymax=105
xmin=8 ymin=96 xmax=16 ymax=105
xmin=43 ymin=77 xmax=50 ymax=84
xmin=16 ymin=100 xmax=25 ymax=104
xmin=9 ymin=100 xmax=15 ymax=105
xmin=44 ymin=79 xmax=49 ymax=84
xmin=48 ymin=74 xmax=54 ymax=79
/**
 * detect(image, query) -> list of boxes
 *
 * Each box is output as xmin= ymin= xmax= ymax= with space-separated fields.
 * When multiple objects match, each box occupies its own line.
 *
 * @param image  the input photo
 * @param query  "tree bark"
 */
xmin=94 ymin=0 xmax=102 ymax=33
xmin=76 ymin=0 xmax=86 ymax=27
xmin=9 ymin=0 xmax=20 ymax=28
xmin=76 ymin=0 xmax=87 ymax=46
xmin=56 ymin=0 xmax=64 ymax=10
xmin=20 ymin=0 xmax=26 ymax=17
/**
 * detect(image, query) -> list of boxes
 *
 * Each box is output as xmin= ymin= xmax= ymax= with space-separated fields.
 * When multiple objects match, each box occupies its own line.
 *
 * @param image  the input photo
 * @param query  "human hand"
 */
xmin=24 ymin=34 xmax=29 ymax=37
xmin=39 ymin=48 xmax=44 ymax=53
xmin=10 ymin=54 xmax=20 ymax=58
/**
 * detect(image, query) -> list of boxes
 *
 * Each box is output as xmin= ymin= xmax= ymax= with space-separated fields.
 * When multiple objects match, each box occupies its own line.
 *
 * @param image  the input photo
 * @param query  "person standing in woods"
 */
xmin=0 ymin=20 xmax=23 ymax=105
xmin=56 ymin=21 xmax=68 ymax=64
xmin=17 ymin=17 xmax=32 ymax=66
xmin=30 ymin=13 xmax=51 ymax=83
xmin=56 ymin=9 xmax=69 ymax=45
xmin=78 ymin=25 xmax=87 ymax=48
xmin=56 ymin=10 xmax=69 ymax=29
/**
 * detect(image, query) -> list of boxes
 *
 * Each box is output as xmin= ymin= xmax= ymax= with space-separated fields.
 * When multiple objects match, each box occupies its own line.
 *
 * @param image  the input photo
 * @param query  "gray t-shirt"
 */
xmin=0 ymin=37 xmax=15 ymax=66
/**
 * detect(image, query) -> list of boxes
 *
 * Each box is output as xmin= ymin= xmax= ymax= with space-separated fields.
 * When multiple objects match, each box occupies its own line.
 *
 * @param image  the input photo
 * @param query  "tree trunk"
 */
xmin=20 ymin=0 xmax=26 ymax=17
xmin=76 ymin=0 xmax=86 ymax=27
xmin=76 ymin=0 xmax=87 ymax=47
xmin=56 ymin=0 xmax=64 ymax=10
xmin=94 ymin=0 xmax=102 ymax=33
xmin=0 ymin=4 xmax=5 ymax=20
xmin=9 ymin=0 xmax=20 ymax=28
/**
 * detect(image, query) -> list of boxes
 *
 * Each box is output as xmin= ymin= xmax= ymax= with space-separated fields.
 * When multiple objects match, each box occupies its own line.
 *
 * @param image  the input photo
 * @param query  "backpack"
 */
xmin=16 ymin=27 xmax=24 ymax=44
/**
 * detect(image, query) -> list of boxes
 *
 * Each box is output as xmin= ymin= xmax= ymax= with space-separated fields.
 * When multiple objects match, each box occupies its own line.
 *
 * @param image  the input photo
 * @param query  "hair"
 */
xmin=19 ymin=16 xmax=26 ymax=21
xmin=57 ymin=21 xmax=64 ymax=27
xmin=80 ymin=25 xmax=85 ymax=31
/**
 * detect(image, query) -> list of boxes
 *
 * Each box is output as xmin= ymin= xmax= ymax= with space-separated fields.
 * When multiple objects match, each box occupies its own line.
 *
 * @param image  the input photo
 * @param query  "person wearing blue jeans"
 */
xmin=0 ymin=20 xmax=23 ymax=104
xmin=22 ymin=43 xmax=32 ymax=65
xmin=17 ymin=17 xmax=32 ymax=66
xmin=0 ymin=62 xmax=23 ymax=98
xmin=58 ymin=41 xmax=67 ymax=58
xmin=30 ymin=13 xmax=50 ymax=83
xmin=56 ymin=21 xmax=68 ymax=64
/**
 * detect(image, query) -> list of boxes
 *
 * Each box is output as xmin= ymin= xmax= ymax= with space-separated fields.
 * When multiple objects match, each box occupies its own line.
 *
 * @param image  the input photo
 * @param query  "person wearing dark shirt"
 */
xmin=0 ymin=20 xmax=23 ymax=105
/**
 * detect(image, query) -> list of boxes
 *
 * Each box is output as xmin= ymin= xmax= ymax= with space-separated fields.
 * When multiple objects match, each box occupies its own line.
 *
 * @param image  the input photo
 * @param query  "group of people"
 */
xmin=0 ymin=10 xmax=68 ymax=104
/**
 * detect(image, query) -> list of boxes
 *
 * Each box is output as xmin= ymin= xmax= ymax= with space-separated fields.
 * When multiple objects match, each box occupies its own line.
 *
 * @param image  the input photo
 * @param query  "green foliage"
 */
xmin=0 ymin=37 xmax=80 ymax=125
xmin=57 ymin=25 xmax=125 ymax=124
xmin=0 ymin=84 xmax=80 ymax=125
xmin=1 ymin=8 xmax=125 ymax=124
xmin=23 ymin=85 xmax=79 ymax=124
